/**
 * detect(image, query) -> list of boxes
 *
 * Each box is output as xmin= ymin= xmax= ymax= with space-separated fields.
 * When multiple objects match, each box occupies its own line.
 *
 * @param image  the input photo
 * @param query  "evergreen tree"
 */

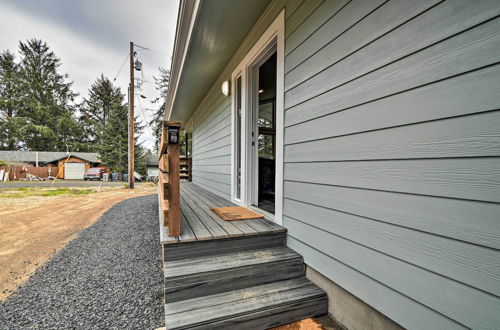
xmin=0 ymin=51 xmax=21 ymax=150
xmin=97 ymin=91 xmax=146 ymax=176
xmin=80 ymin=74 xmax=123 ymax=145
xmin=99 ymin=103 xmax=128 ymax=173
xmin=150 ymin=67 xmax=170 ymax=151
xmin=15 ymin=39 xmax=82 ymax=151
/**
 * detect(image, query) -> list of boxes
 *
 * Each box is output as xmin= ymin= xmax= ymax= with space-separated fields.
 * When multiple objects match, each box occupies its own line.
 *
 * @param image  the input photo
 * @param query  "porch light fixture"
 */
xmin=221 ymin=80 xmax=230 ymax=96
xmin=258 ymin=89 xmax=264 ymax=94
xmin=168 ymin=127 xmax=180 ymax=144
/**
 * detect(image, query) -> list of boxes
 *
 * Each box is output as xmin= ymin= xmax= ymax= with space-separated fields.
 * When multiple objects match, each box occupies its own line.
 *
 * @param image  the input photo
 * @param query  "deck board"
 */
xmin=182 ymin=186 xmax=243 ymax=236
xmin=180 ymin=197 xmax=224 ymax=239
xmin=160 ymin=182 xmax=284 ymax=244
xmin=178 ymin=211 xmax=196 ymax=242
xmin=182 ymin=183 xmax=258 ymax=234
xmin=188 ymin=183 xmax=280 ymax=233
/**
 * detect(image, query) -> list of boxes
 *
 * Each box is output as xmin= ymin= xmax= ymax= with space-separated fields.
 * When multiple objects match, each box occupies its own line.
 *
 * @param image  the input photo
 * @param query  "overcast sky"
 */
xmin=0 ymin=0 xmax=179 ymax=150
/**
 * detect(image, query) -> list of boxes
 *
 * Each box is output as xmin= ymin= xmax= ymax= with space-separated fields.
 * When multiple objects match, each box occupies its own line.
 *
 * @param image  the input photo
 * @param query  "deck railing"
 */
xmin=158 ymin=121 xmax=181 ymax=237
xmin=179 ymin=156 xmax=192 ymax=181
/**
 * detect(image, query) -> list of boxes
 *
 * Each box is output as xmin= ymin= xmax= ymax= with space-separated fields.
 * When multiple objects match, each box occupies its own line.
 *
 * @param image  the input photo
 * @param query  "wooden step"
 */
xmin=163 ymin=231 xmax=286 ymax=262
xmin=164 ymin=278 xmax=327 ymax=330
xmin=164 ymin=247 xmax=305 ymax=302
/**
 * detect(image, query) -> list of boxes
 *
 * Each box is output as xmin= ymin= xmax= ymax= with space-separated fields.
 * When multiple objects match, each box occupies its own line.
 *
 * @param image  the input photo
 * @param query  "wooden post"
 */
xmin=128 ymin=41 xmax=135 ymax=189
xmin=187 ymin=157 xmax=192 ymax=182
xmin=158 ymin=121 xmax=182 ymax=237
xmin=159 ymin=172 xmax=169 ymax=226
xmin=166 ymin=121 xmax=181 ymax=237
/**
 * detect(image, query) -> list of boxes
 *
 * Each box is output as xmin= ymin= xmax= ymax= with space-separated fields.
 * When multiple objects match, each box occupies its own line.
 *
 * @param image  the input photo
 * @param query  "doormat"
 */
xmin=210 ymin=206 xmax=265 ymax=221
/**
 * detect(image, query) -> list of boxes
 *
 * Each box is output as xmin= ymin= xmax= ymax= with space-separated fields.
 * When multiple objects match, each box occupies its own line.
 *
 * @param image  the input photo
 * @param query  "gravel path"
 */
xmin=0 ymin=194 xmax=164 ymax=330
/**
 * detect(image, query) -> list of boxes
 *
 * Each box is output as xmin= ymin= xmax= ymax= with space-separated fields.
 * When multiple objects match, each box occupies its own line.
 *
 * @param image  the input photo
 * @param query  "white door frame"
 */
xmin=230 ymin=10 xmax=285 ymax=225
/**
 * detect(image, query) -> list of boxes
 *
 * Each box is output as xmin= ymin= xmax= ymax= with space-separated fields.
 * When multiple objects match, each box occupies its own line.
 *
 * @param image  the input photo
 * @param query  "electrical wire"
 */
xmin=137 ymin=96 xmax=154 ymax=138
xmin=135 ymin=45 xmax=170 ymax=56
xmin=113 ymin=54 xmax=129 ymax=82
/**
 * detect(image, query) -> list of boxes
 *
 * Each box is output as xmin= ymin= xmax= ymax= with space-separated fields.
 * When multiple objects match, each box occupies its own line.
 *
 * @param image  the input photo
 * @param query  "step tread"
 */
xmin=165 ymin=278 xmax=326 ymax=329
xmin=164 ymin=246 xmax=302 ymax=279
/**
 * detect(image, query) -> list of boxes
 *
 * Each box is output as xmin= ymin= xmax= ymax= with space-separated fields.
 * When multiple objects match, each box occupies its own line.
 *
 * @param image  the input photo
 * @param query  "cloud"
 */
xmin=0 ymin=0 xmax=178 ymax=151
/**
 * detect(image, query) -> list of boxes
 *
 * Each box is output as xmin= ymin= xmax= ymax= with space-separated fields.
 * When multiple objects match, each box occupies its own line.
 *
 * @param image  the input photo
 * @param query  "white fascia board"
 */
xmin=164 ymin=0 xmax=200 ymax=122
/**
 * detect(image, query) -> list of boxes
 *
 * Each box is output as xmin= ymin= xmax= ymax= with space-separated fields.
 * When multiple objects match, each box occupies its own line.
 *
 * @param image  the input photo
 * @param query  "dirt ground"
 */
xmin=271 ymin=315 xmax=342 ymax=330
xmin=0 ymin=184 xmax=157 ymax=301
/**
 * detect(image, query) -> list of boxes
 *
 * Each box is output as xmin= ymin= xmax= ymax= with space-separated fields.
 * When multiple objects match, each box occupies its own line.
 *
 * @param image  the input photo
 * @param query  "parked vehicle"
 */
xmin=83 ymin=168 xmax=105 ymax=181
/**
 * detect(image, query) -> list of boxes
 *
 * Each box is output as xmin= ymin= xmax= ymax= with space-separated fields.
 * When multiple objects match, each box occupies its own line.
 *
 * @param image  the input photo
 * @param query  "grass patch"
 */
xmin=0 ymin=187 xmax=96 ymax=198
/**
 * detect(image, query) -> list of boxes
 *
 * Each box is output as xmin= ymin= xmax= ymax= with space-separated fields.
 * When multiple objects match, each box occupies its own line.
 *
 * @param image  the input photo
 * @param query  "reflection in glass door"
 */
xmin=255 ymin=52 xmax=277 ymax=214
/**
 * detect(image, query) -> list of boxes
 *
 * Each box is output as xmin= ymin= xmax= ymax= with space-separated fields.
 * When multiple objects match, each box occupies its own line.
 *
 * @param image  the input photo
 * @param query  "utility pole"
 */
xmin=128 ymin=42 xmax=135 ymax=189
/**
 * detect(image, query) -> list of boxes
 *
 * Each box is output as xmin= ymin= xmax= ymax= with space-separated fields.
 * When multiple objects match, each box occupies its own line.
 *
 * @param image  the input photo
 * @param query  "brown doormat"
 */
xmin=210 ymin=206 xmax=265 ymax=221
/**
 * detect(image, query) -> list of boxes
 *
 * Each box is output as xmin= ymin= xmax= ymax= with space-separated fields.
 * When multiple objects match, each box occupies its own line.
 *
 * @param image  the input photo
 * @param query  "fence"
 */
xmin=0 ymin=166 xmax=60 ymax=181
xmin=180 ymin=156 xmax=192 ymax=181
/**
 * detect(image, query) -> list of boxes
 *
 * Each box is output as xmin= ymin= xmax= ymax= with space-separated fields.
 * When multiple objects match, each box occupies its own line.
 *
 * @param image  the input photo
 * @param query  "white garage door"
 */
xmin=64 ymin=162 xmax=85 ymax=180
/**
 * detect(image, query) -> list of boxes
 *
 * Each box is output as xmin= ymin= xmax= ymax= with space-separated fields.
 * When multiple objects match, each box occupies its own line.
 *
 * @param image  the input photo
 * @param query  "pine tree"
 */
xmin=150 ymin=67 xmax=170 ymax=151
xmin=15 ymin=39 xmax=82 ymax=151
xmin=99 ymin=103 xmax=129 ymax=173
xmin=96 ymin=87 xmax=147 ymax=176
xmin=80 ymin=74 xmax=123 ymax=146
xmin=0 ymin=51 xmax=21 ymax=150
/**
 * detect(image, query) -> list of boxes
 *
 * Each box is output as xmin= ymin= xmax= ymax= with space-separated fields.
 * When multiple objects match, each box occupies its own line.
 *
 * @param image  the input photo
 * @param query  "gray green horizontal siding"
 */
xmin=186 ymin=0 xmax=500 ymax=328
xmin=188 ymin=0 xmax=292 ymax=200
xmin=283 ymin=0 xmax=500 ymax=329
xmin=191 ymin=94 xmax=232 ymax=200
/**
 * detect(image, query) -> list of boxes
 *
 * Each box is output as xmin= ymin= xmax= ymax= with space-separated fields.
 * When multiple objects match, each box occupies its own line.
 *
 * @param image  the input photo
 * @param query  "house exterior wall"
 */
xmin=189 ymin=0 xmax=290 ymax=199
xmin=191 ymin=95 xmax=232 ymax=199
xmin=188 ymin=0 xmax=500 ymax=329
xmin=147 ymin=166 xmax=159 ymax=177
xmin=56 ymin=157 xmax=90 ymax=179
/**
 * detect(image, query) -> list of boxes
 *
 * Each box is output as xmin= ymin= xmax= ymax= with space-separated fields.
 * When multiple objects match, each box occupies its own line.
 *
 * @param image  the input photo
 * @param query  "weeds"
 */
xmin=0 ymin=187 xmax=96 ymax=198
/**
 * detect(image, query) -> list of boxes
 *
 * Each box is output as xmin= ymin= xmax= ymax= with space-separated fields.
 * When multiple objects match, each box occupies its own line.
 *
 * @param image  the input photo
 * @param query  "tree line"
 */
xmin=0 ymin=39 xmax=169 ymax=174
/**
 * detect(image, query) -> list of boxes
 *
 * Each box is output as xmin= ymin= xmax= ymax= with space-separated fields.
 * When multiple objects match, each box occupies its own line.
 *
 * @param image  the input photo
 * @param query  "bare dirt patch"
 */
xmin=0 ymin=184 xmax=157 ymax=300
xmin=271 ymin=315 xmax=343 ymax=330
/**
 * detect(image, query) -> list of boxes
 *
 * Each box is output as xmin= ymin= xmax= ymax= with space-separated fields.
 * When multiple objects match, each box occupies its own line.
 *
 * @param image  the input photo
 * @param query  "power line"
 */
xmin=113 ymin=54 xmax=129 ymax=82
xmin=135 ymin=45 xmax=170 ymax=56
xmin=137 ymin=96 xmax=154 ymax=138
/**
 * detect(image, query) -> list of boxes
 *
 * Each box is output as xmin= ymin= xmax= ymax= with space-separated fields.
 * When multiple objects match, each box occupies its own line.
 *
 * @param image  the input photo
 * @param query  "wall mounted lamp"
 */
xmin=221 ymin=80 xmax=230 ymax=96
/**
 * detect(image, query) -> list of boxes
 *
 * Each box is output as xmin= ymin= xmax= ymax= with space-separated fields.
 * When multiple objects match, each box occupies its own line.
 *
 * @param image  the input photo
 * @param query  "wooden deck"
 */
xmin=159 ymin=182 xmax=327 ymax=328
xmin=159 ymin=182 xmax=285 ymax=244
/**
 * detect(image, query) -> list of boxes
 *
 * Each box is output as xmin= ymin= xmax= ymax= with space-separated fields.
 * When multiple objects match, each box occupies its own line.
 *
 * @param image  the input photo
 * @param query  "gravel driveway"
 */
xmin=0 ymin=194 xmax=164 ymax=329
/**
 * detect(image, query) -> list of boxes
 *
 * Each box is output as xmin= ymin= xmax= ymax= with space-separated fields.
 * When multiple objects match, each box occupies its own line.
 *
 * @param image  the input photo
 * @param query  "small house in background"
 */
xmin=0 ymin=150 xmax=105 ymax=180
xmin=145 ymin=154 xmax=159 ymax=180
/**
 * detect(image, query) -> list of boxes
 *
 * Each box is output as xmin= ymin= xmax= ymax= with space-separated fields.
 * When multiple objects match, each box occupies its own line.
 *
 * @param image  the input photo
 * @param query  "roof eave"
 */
xmin=164 ymin=0 xmax=271 ymax=125
xmin=163 ymin=0 xmax=200 ymax=124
